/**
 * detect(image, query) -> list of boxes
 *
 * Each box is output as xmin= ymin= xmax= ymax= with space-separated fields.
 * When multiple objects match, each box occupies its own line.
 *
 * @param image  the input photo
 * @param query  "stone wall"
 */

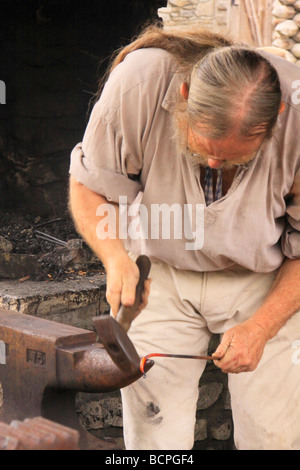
xmin=158 ymin=0 xmax=228 ymax=33
xmin=158 ymin=0 xmax=300 ymax=66
xmin=272 ymin=0 xmax=300 ymax=65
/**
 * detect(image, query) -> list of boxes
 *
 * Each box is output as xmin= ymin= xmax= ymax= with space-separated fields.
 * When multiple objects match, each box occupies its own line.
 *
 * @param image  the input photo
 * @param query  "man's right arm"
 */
xmin=68 ymin=176 xmax=143 ymax=317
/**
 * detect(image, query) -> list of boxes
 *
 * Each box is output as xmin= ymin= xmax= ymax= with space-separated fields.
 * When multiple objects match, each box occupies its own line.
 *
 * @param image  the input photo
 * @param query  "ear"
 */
xmin=180 ymin=82 xmax=189 ymax=100
xmin=278 ymin=101 xmax=285 ymax=115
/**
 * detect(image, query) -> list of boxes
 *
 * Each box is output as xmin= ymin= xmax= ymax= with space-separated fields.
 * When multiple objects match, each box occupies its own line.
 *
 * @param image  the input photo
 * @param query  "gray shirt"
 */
xmin=70 ymin=47 xmax=300 ymax=273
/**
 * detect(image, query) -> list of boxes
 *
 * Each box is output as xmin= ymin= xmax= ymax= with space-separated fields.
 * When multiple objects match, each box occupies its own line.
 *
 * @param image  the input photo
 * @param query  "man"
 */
xmin=69 ymin=24 xmax=300 ymax=450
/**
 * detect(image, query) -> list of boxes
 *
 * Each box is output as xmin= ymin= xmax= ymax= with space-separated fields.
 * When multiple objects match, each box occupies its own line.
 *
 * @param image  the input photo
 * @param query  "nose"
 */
xmin=207 ymin=158 xmax=224 ymax=169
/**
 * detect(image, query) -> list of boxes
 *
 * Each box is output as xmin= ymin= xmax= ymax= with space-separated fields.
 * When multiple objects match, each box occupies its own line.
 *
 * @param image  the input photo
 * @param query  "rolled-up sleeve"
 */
xmin=69 ymin=53 xmax=152 ymax=204
xmin=70 ymin=142 xmax=143 ymax=203
xmin=281 ymin=167 xmax=300 ymax=259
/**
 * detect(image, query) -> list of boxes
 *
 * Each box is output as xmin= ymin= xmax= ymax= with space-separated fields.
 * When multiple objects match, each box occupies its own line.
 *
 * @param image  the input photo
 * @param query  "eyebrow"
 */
xmin=187 ymin=125 xmax=261 ymax=161
xmin=190 ymin=148 xmax=258 ymax=162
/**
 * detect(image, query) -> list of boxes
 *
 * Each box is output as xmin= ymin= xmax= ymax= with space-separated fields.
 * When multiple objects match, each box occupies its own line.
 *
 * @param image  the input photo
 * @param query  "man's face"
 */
xmin=187 ymin=125 xmax=265 ymax=170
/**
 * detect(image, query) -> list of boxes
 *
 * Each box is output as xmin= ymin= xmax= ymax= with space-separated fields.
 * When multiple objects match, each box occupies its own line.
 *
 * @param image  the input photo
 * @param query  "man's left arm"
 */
xmin=213 ymin=257 xmax=300 ymax=373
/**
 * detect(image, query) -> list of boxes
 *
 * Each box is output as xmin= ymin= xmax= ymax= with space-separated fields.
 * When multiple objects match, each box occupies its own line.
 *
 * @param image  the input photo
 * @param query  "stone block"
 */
xmin=196 ymin=0 xmax=214 ymax=17
xmin=180 ymin=10 xmax=195 ymax=17
xmin=293 ymin=30 xmax=300 ymax=41
xmin=284 ymin=49 xmax=298 ymax=61
xmin=279 ymin=0 xmax=296 ymax=5
xmin=275 ymin=19 xmax=299 ymax=37
xmin=194 ymin=419 xmax=207 ymax=441
xmin=197 ymin=382 xmax=223 ymax=410
xmin=169 ymin=0 xmax=189 ymax=6
xmin=291 ymin=42 xmax=300 ymax=56
xmin=294 ymin=12 xmax=300 ymax=26
xmin=157 ymin=6 xmax=172 ymax=22
xmin=216 ymin=13 xmax=227 ymax=25
xmin=76 ymin=392 xmax=123 ymax=430
xmin=0 ymin=253 xmax=39 ymax=279
xmin=0 ymin=274 xmax=108 ymax=330
xmin=272 ymin=37 xmax=295 ymax=49
xmin=216 ymin=0 xmax=228 ymax=11
xmin=0 ymin=237 xmax=13 ymax=253
xmin=210 ymin=418 xmax=232 ymax=441
xmin=272 ymin=4 xmax=296 ymax=19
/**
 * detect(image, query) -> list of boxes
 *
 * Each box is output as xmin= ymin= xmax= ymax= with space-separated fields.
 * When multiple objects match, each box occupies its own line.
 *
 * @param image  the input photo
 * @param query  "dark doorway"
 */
xmin=0 ymin=0 xmax=166 ymax=216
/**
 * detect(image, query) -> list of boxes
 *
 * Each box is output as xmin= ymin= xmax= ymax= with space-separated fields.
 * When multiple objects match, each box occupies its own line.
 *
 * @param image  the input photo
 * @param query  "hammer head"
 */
xmin=93 ymin=316 xmax=142 ymax=374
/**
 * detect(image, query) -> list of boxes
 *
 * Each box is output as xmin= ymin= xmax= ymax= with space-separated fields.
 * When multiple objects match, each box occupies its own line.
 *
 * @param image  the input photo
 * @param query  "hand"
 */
xmin=212 ymin=320 xmax=270 ymax=374
xmin=105 ymin=252 xmax=151 ymax=318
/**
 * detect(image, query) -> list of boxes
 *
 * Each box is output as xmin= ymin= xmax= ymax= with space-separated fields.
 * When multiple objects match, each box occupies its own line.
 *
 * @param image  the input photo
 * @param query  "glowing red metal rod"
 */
xmin=140 ymin=353 xmax=216 ymax=377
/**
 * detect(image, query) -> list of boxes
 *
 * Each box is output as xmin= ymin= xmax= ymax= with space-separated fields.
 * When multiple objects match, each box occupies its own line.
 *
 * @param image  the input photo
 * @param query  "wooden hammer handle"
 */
xmin=116 ymin=255 xmax=151 ymax=332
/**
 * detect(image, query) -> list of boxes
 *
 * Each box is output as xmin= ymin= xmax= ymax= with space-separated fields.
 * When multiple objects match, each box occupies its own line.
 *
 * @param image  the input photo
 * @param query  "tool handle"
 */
xmin=116 ymin=255 xmax=151 ymax=332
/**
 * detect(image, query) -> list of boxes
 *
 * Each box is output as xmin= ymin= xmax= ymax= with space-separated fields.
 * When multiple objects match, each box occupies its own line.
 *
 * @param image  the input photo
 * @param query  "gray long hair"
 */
xmin=98 ymin=22 xmax=282 ymax=142
xmin=187 ymin=46 xmax=282 ymax=140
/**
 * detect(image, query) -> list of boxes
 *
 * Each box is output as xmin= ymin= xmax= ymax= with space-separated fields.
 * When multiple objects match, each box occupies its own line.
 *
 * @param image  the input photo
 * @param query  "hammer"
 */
xmin=94 ymin=255 xmax=216 ymax=376
xmin=93 ymin=255 xmax=153 ymax=374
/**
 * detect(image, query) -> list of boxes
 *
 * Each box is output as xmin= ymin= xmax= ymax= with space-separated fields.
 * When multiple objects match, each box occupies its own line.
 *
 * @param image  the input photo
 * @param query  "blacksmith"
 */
xmin=69 ymin=24 xmax=300 ymax=450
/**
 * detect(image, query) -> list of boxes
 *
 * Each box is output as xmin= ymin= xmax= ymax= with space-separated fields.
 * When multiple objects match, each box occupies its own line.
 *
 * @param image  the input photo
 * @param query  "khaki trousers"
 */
xmin=121 ymin=259 xmax=300 ymax=450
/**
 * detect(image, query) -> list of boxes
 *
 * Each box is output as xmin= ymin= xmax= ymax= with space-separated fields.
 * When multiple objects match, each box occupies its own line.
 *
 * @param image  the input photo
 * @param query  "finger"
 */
xmin=228 ymin=367 xmax=246 ymax=374
xmin=130 ymin=278 xmax=152 ymax=310
xmin=233 ymin=368 xmax=245 ymax=374
xmin=106 ymin=271 xmax=138 ymax=317
xmin=130 ymin=279 xmax=152 ymax=322
xmin=213 ymin=334 xmax=232 ymax=360
xmin=213 ymin=348 xmax=240 ymax=372
xmin=220 ymin=366 xmax=241 ymax=374
xmin=140 ymin=279 xmax=152 ymax=307
xmin=120 ymin=274 xmax=139 ymax=307
xmin=106 ymin=281 xmax=122 ymax=318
